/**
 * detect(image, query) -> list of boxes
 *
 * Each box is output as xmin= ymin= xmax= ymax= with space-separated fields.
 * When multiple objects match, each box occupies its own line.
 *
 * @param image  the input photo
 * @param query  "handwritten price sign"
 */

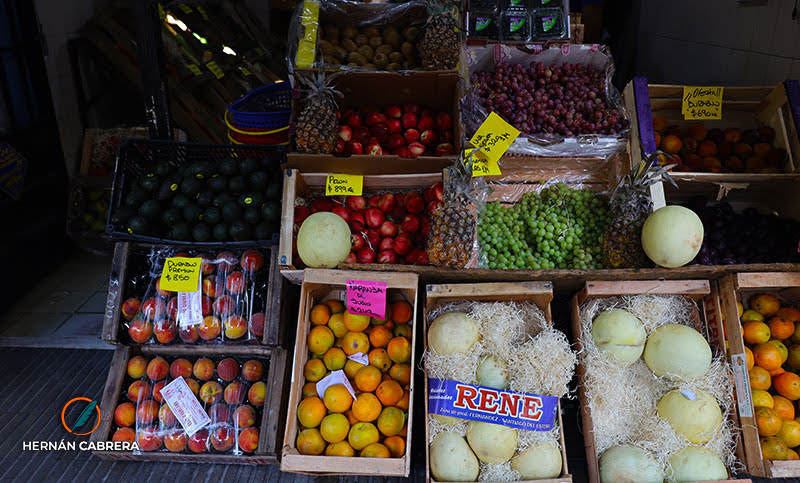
xmin=469 ymin=112 xmax=520 ymax=164
xmin=463 ymin=149 xmax=500 ymax=177
xmin=346 ymin=280 xmax=387 ymax=319
xmin=682 ymin=86 xmax=723 ymax=120
xmin=325 ymin=174 xmax=363 ymax=196
xmin=160 ymin=257 xmax=202 ymax=292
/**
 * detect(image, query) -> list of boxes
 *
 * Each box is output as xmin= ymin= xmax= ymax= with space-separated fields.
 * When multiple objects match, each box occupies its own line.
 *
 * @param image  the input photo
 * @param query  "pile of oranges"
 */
xmin=294 ymin=298 xmax=413 ymax=458
xmin=740 ymin=293 xmax=800 ymax=461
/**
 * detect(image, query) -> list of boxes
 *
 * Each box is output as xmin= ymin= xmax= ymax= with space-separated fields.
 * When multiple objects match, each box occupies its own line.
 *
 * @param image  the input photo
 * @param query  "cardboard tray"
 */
xmin=717 ymin=272 xmax=800 ymax=478
xmin=280 ymin=269 xmax=419 ymax=476
xmin=91 ymin=344 xmax=289 ymax=464
xmin=570 ymin=280 xmax=749 ymax=483
xmin=102 ymin=242 xmax=287 ymax=348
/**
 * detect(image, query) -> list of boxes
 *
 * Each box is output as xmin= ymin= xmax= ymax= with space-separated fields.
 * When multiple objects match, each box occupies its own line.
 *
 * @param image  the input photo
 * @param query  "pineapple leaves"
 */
xmin=610 ymin=151 xmax=677 ymax=202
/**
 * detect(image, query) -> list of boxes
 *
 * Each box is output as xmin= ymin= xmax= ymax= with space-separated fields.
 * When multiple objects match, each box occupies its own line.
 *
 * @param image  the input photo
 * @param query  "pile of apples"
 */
xmin=293 ymin=182 xmax=444 ymax=266
xmin=334 ymin=104 xmax=455 ymax=158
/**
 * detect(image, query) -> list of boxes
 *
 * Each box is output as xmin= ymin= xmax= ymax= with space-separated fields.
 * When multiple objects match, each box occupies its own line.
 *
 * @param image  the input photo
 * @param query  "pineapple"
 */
xmin=295 ymin=70 xmax=343 ymax=154
xmin=417 ymin=0 xmax=461 ymax=71
xmin=602 ymin=153 xmax=677 ymax=269
xmin=427 ymin=152 xmax=477 ymax=267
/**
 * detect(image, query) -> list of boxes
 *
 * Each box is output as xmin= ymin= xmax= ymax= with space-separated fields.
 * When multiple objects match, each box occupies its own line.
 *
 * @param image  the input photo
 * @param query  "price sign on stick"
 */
xmin=682 ymin=86 xmax=723 ymax=120
xmin=469 ymin=112 xmax=521 ymax=164
xmin=160 ymin=257 xmax=202 ymax=292
xmin=325 ymin=174 xmax=363 ymax=196
xmin=463 ymin=148 xmax=501 ymax=177
xmin=346 ymin=280 xmax=387 ymax=319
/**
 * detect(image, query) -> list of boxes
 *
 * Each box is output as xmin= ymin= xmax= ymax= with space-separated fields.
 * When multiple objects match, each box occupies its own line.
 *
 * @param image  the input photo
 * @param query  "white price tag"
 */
xmin=316 ymin=370 xmax=357 ymax=400
xmin=161 ymin=376 xmax=211 ymax=436
xmin=347 ymin=352 xmax=369 ymax=365
xmin=177 ymin=291 xmax=203 ymax=328
xmin=730 ymin=353 xmax=753 ymax=418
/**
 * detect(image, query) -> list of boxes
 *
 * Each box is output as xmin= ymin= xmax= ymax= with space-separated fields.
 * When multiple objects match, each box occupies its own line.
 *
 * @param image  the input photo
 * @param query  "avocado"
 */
xmin=213 ymin=192 xmax=234 ymax=208
xmin=228 ymin=175 xmax=247 ymax=194
xmin=181 ymin=177 xmax=202 ymax=197
xmin=239 ymin=157 xmax=259 ymax=175
xmin=138 ymin=199 xmax=161 ymax=220
xmin=128 ymin=215 xmax=149 ymax=234
xmin=208 ymin=175 xmax=228 ymax=193
xmin=219 ymin=158 xmax=238 ymax=176
xmin=243 ymin=206 xmax=261 ymax=224
xmin=265 ymin=181 xmax=281 ymax=200
xmin=139 ymin=174 xmax=160 ymax=192
xmin=183 ymin=204 xmax=203 ymax=223
xmin=196 ymin=190 xmax=214 ymax=207
xmin=238 ymin=192 xmax=264 ymax=208
xmin=262 ymin=201 xmax=279 ymax=222
xmin=124 ymin=189 xmax=148 ymax=208
xmin=222 ymin=202 xmax=242 ymax=221
xmin=213 ymin=223 xmax=229 ymax=241
xmin=204 ymin=206 xmax=222 ymax=225
xmin=161 ymin=207 xmax=182 ymax=225
xmin=254 ymin=222 xmax=271 ymax=240
xmin=158 ymin=174 xmax=182 ymax=201
xmin=111 ymin=206 xmax=136 ymax=225
xmin=192 ymin=223 xmax=211 ymax=241
xmin=171 ymin=193 xmax=190 ymax=209
xmin=169 ymin=222 xmax=191 ymax=240
xmin=155 ymin=162 xmax=172 ymax=178
xmin=248 ymin=171 xmax=269 ymax=190
xmin=229 ymin=221 xmax=252 ymax=241
xmin=187 ymin=161 xmax=212 ymax=180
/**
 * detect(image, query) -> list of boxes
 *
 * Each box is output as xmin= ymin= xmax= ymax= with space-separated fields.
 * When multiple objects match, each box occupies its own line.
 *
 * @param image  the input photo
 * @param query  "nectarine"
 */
xmin=212 ymin=295 xmax=234 ymax=317
xmin=127 ymin=355 xmax=147 ymax=379
xmin=211 ymin=424 xmax=235 ymax=451
xmin=661 ymin=135 xmax=682 ymax=154
xmin=697 ymin=140 xmax=718 ymax=158
xmin=248 ymin=381 xmax=267 ymax=406
xmin=726 ymin=156 xmax=744 ymax=172
xmin=225 ymin=271 xmax=246 ymax=295
xmin=242 ymin=360 xmax=264 ymax=382
xmin=155 ymin=278 xmax=172 ymax=297
xmin=121 ymin=298 xmax=141 ymax=321
xmin=224 ymin=315 xmax=247 ymax=339
xmin=163 ymin=429 xmax=187 ymax=452
xmin=199 ymin=381 xmax=223 ymax=405
xmin=166 ymin=297 xmax=178 ymax=320
xmin=717 ymin=141 xmax=732 ymax=158
xmin=152 ymin=380 xmax=167 ymax=403
xmin=169 ymin=358 xmax=193 ymax=379
xmin=217 ymin=358 xmax=239 ymax=381
xmin=153 ymin=318 xmax=177 ymax=344
xmin=188 ymin=428 xmax=209 ymax=453
xmin=202 ymin=276 xmax=220 ymax=298
xmin=146 ymin=357 xmax=169 ymax=381
xmin=707 ymin=128 xmax=724 ymax=143
xmin=140 ymin=298 xmax=165 ymax=322
xmin=681 ymin=137 xmax=698 ymax=154
xmin=240 ymin=250 xmax=264 ymax=272
xmin=179 ymin=325 xmax=199 ymax=343
xmin=128 ymin=317 xmax=152 ymax=344
xmin=224 ymin=381 xmax=246 ymax=405
xmin=193 ymin=357 xmax=215 ymax=381
xmin=201 ymin=296 xmax=212 ymax=316
xmin=665 ymin=125 xmax=682 ymax=137
xmin=198 ymin=315 xmax=221 ymax=340
xmin=136 ymin=426 xmax=162 ymax=451
xmin=758 ymin=126 xmax=775 ymax=143
xmin=238 ymin=427 xmax=259 ymax=453
xmin=687 ymin=123 xmax=707 ymax=141
xmin=127 ymin=380 xmax=151 ymax=402
xmin=249 ymin=312 xmax=265 ymax=337
xmin=734 ymin=141 xmax=753 ymax=157
xmin=702 ymin=157 xmax=722 ymax=171
xmin=112 ymin=426 xmax=136 ymax=442
xmin=136 ymin=400 xmax=160 ymax=425
xmin=114 ymin=402 xmax=136 ymax=427
xmin=200 ymin=255 xmax=216 ymax=275
xmin=234 ymin=405 xmax=256 ymax=428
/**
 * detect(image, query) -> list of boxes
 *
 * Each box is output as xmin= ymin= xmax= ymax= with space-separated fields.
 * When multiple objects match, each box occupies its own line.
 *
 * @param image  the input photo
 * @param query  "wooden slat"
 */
xmin=734 ymin=272 xmax=800 ymax=289
xmin=102 ymin=242 xmax=128 ymax=343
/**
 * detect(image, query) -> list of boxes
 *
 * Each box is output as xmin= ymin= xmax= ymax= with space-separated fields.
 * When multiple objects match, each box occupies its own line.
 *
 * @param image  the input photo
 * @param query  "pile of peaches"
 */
xmin=652 ymin=117 xmax=788 ymax=174
xmin=111 ymin=354 xmax=269 ymax=454
xmin=120 ymin=249 xmax=269 ymax=344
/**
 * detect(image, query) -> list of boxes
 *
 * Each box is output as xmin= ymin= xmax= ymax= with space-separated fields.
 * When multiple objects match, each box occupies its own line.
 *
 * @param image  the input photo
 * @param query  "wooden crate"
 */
xmin=91 ymin=344 xmax=289 ymax=464
xmin=102 ymin=242 xmax=286 ymax=347
xmin=424 ymin=282 xmax=571 ymax=483
xmin=278 ymin=169 xmax=443 ymax=282
xmin=281 ymin=269 xmax=419 ymax=476
xmin=570 ymin=280 xmax=748 ymax=483
xmin=718 ymin=272 xmax=800 ymax=478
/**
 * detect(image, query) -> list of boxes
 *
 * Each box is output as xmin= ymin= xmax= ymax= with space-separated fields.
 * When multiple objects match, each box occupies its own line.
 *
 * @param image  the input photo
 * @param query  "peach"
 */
xmin=198 ymin=315 xmax=222 ymax=340
xmin=137 ymin=426 xmax=162 ymax=451
xmin=112 ymin=426 xmax=136 ymax=442
xmin=208 ymin=403 xmax=231 ymax=424
xmin=224 ymin=381 xmax=246 ymax=404
xmin=717 ymin=141 xmax=732 ymax=158
xmin=199 ymin=381 xmax=223 ymax=405
xmin=127 ymin=355 xmax=147 ymax=379
xmin=680 ymin=137 xmax=697 ymax=154
xmin=217 ymin=358 xmax=239 ymax=381
xmin=726 ymin=156 xmax=744 ymax=172
xmin=684 ymin=154 xmax=703 ymax=170
xmin=163 ymin=429 xmax=187 ymax=452
xmin=225 ymin=271 xmax=246 ymax=295
xmin=687 ymin=123 xmax=707 ymax=141
xmin=240 ymin=250 xmax=265 ymax=272
xmin=200 ymin=255 xmax=216 ymax=275
xmin=170 ymin=358 xmax=193 ymax=379
xmin=697 ymin=140 xmax=718 ymax=158
xmin=212 ymin=295 xmax=234 ymax=317
xmin=152 ymin=380 xmax=166 ymax=403
xmin=702 ymin=157 xmax=722 ymax=171
xmin=211 ymin=424 xmax=235 ymax=451
xmin=155 ymin=278 xmax=172 ymax=297
xmin=665 ymin=125 xmax=682 ymax=137
xmin=758 ymin=126 xmax=775 ymax=143
xmin=660 ymin=134 xmax=682 ymax=154
xmin=202 ymin=296 xmax=212 ymax=316
xmin=746 ymin=156 xmax=765 ymax=172
xmin=652 ymin=116 xmax=668 ymax=133
xmin=238 ymin=427 xmax=259 ymax=453
xmin=202 ymin=276 xmax=221 ymax=298
xmin=188 ymin=428 xmax=209 ymax=453
xmin=249 ymin=312 xmax=265 ymax=337
xmin=114 ymin=402 xmax=136 ymax=427
xmin=753 ymin=142 xmax=771 ymax=159
xmin=216 ymin=251 xmax=238 ymax=270
xmin=724 ymin=128 xmax=741 ymax=143
xmin=224 ymin=315 xmax=247 ymax=340
xmin=128 ymin=317 xmax=152 ymax=343
xmin=248 ymin=381 xmax=267 ymax=406
xmin=127 ymin=380 xmax=151 ymax=402
xmin=241 ymin=360 xmax=264 ymax=382
xmin=136 ymin=400 xmax=160 ymax=425
xmin=707 ymin=128 xmax=724 ymax=143
xmin=166 ymin=297 xmax=178 ymax=319
xmin=140 ymin=298 xmax=165 ymax=322
xmin=193 ymin=357 xmax=215 ymax=381
xmin=234 ymin=405 xmax=256 ymax=428
xmin=153 ymin=319 xmax=177 ymax=344
xmin=146 ymin=357 xmax=169 ymax=381
xmin=179 ymin=325 xmax=199 ymax=343
xmin=159 ymin=403 xmax=177 ymax=427
xmin=185 ymin=378 xmax=200 ymax=396
xmin=121 ymin=298 xmax=141 ymax=320
xmin=734 ymin=141 xmax=753 ymax=157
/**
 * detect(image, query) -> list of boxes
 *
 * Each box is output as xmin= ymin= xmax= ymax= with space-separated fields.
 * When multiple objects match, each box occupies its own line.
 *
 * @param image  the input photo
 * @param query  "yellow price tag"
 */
xmin=325 ymin=174 xmax=363 ymax=196
xmin=187 ymin=63 xmax=202 ymax=76
xmin=464 ymin=149 xmax=501 ymax=177
xmin=206 ymin=61 xmax=224 ymax=79
xmin=469 ymin=112 xmax=520 ymax=164
xmin=159 ymin=257 xmax=202 ymax=292
xmin=197 ymin=6 xmax=209 ymax=20
xmin=179 ymin=3 xmax=193 ymax=13
xmin=682 ymin=86 xmax=723 ymax=120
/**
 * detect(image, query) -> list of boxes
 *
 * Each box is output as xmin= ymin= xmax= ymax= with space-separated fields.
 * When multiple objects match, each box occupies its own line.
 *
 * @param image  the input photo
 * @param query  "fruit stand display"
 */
xmin=717 ymin=272 xmax=800 ymax=478
xmin=570 ymin=280 xmax=745 ymax=483
xmin=91 ymin=344 xmax=288 ymax=463
xmin=281 ymin=269 xmax=418 ymax=476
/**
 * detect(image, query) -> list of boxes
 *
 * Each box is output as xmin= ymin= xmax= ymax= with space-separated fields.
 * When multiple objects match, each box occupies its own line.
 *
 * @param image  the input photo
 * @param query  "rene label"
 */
xmin=346 ymin=280 xmax=387 ymax=319
xmin=160 ymin=257 xmax=202 ymax=292
xmin=161 ymin=377 xmax=211 ymax=436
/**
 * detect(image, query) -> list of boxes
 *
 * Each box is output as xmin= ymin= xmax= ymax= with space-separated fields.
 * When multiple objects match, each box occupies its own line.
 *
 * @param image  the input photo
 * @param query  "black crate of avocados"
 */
xmin=107 ymin=140 xmax=286 ymax=246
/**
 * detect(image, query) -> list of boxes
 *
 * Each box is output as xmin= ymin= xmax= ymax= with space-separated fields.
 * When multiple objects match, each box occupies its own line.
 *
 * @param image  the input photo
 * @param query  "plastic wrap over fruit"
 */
xmin=119 ymin=246 xmax=270 ymax=344
xmin=462 ymin=44 xmax=629 ymax=158
xmin=114 ymin=353 xmax=268 ymax=455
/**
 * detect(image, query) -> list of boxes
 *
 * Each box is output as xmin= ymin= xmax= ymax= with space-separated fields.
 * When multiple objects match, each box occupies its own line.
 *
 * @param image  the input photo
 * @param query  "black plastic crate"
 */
xmin=106 ymin=139 xmax=286 ymax=246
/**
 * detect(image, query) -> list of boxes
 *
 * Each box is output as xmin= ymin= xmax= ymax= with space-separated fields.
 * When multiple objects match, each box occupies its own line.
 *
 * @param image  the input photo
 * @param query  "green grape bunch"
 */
xmin=478 ymin=183 xmax=611 ymax=270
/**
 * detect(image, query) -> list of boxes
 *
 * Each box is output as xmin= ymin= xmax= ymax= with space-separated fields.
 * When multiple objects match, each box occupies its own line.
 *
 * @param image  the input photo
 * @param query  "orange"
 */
xmin=749 ymin=366 xmax=772 ymax=391
xmin=754 ymin=343 xmax=784 ymax=370
xmin=355 ymin=366 xmax=382 ymax=393
xmin=738 ymin=301 xmax=744 ymax=317
xmin=778 ymin=419 xmax=800 ymax=448
xmin=323 ymin=347 xmax=347 ymax=371
xmin=756 ymin=406 xmax=784 ymax=436
xmin=324 ymin=384 xmax=354 ymax=413
xmin=396 ymin=390 xmax=410 ymax=411
xmin=743 ymin=309 xmax=765 ymax=322
xmin=342 ymin=332 xmax=370 ymax=356
xmin=348 ymin=422 xmax=379 ymax=451
xmin=369 ymin=326 xmax=393 ymax=348
xmin=302 ymin=382 xmax=319 ymax=398
xmin=771 ymin=316 xmax=796 ymax=341
xmin=310 ymin=304 xmax=331 ymax=326
xmin=325 ymin=299 xmax=345 ymax=314
xmin=296 ymin=428 xmax=325 ymax=455
xmin=779 ymin=307 xmax=800 ymax=323
xmin=761 ymin=436 xmax=789 ymax=460
xmin=377 ymin=406 xmax=405 ymax=436
xmin=753 ymin=389 xmax=775 ymax=409
xmin=389 ymin=364 xmax=411 ymax=385
xmin=788 ymin=345 xmax=800 ymax=370
xmin=384 ymin=435 xmax=405 ymax=457
xmin=775 ymin=372 xmax=800 ymax=400
xmin=745 ymin=347 xmax=755 ymax=370
xmin=308 ymin=326 xmax=335 ymax=355
xmin=370 ymin=315 xmax=387 ymax=327
xmin=769 ymin=339 xmax=789 ymax=364
xmin=328 ymin=313 xmax=347 ymax=338
xmin=297 ymin=397 xmax=326 ymax=428
xmin=325 ymin=440 xmax=355 ymax=456
xmin=369 ymin=348 xmax=392 ymax=372
xmin=774 ymin=395 xmax=796 ymax=420
xmin=387 ymin=337 xmax=411 ymax=364
xmin=304 ymin=358 xmax=327 ymax=382
xmin=752 ymin=294 xmax=781 ymax=317
xmin=393 ymin=324 xmax=412 ymax=340
xmin=399 ymin=423 xmax=408 ymax=437
xmin=360 ymin=442 xmax=391 ymax=458
xmin=391 ymin=301 xmax=413 ymax=324
xmin=344 ymin=409 xmax=359 ymax=426
xmin=789 ymin=449 xmax=800 ymax=460
xmin=320 ymin=413 xmax=350 ymax=443
xmin=376 ymin=380 xmax=403 ymax=406
xmin=343 ymin=311 xmax=370 ymax=332
xmin=344 ymin=360 xmax=366 ymax=380
xmin=743 ymin=321 xmax=771 ymax=345
xmin=771 ymin=367 xmax=787 ymax=378
xmin=351 ymin=392 xmax=382 ymax=422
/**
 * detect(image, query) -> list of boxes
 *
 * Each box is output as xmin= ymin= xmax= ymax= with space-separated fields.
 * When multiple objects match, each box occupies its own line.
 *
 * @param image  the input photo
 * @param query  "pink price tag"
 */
xmin=346 ymin=280 xmax=387 ymax=320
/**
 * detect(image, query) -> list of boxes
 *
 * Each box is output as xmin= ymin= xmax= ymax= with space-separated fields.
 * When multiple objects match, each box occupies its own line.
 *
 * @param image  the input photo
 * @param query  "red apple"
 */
xmin=121 ymin=298 xmax=141 ymax=320
xmin=427 ymin=200 xmax=440 ymax=217
xmin=344 ymin=251 xmax=357 ymax=263
xmin=420 ymin=130 xmax=438 ymax=147
xmin=379 ymin=221 xmax=398 ymax=238
xmin=385 ymin=105 xmax=402 ymax=118
xmin=402 ymin=112 xmax=418 ymax=130
xmin=406 ymin=248 xmax=426 ymax=265
xmin=379 ymin=237 xmax=394 ymax=252
xmin=394 ymin=147 xmax=412 ymax=158
xmin=337 ymin=125 xmax=352 ymax=141
xmin=351 ymin=141 xmax=363 ymax=155
xmin=365 ymin=111 xmax=387 ymax=126
xmin=345 ymin=112 xmax=363 ymax=128
xmin=392 ymin=233 xmax=413 ymax=256
xmin=386 ymin=118 xmax=402 ymax=134
xmin=353 ymin=126 xmax=370 ymax=144
xmin=435 ymin=143 xmax=455 ymax=156
xmin=366 ymin=143 xmax=383 ymax=155
xmin=408 ymin=142 xmax=425 ymax=157
xmin=403 ymin=128 xmax=420 ymax=145
xmin=240 ymin=250 xmax=264 ymax=272
xmin=378 ymin=250 xmax=399 ymax=264
xmin=365 ymin=207 xmax=386 ymax=229
xmin=331 ymin=205 xmax=351 ymax=224
xmin=350 ymin=211 xmax=365 ymax=228
xmin=294 ymin=206 xmax=311 ymax=225
xmin=188 ymin=429 xmax=209 ymax=453
xmin=368 ymin=195 xmax=380 ymax=208
xmin=418 ymin=115 xmax=434 ymax=132
xmin=333 ymin=138 xmax=345 ymax=155
xmin=370 ymin=123 xmax=389 ymax=142
xmin=387 ymin=133 xmax=405 ymax=150
xmin=440 ymin=130 xmax=453 ymax=143
xmin=403 ymin=103 xmax=420 ymax=114
xmin=405 ymin=195 xmax=425 ymax=214
xmin=345 ymin=196 xmax=366 ymax=211
xmin=431 ymin=181 xmax=444 ymax=202
xmin=377 ymin=193 xmax=396 ymax=213
xmin=352 ymin=233 xmax=365 ymax=251
xmin=436 ymin=112 xmax=453 ymax=131
xmin=366 ymin=230 xmax=380 ymax=248
xmin=401 ymin=214 xmax=421 ymax=233
xmin=357 ymin=247 xmax=376 ymax=264
xmin=416 ymin=250 xmax=430 ymax=265
xmin=421 ymin=219 xmax=431 ymax=236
